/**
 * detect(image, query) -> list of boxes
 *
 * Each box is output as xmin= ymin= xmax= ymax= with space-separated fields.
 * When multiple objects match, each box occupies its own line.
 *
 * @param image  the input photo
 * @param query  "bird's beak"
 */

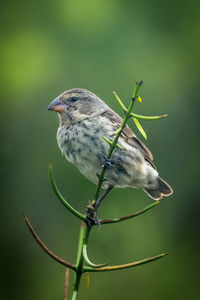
xmin=48 ymin=97 xmax=66 ymax=112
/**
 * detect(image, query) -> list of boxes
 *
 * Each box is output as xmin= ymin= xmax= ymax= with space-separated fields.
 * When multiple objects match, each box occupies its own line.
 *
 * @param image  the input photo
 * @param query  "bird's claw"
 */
xmin=86 ymin=203 xmax=95 ymax=227
xmin=86 ymin=202 xmax=101 ymax=229
xmin=101 ymin=157 xmax=114 ymax=170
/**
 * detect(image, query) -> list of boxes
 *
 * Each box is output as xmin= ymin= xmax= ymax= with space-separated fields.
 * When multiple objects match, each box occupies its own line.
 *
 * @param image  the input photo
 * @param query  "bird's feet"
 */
xmin=101 ymin=157 xmax=114 ymax=170
xmin=86 ymin=202 xmax=95 ymax=227
xmin=86 ymin=202 xmax=101 ymax=229
xmin=86 ymin=186 xmax=114 ymax=229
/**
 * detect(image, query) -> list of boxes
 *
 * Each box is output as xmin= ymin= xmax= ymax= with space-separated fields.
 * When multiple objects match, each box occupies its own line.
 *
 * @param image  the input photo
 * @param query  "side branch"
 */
xmin=24 ymin=215 xmax=76 ymax=271
xmin=113 ymin=91 xmax=168 ymax=120
xmin=84 ymin=253 xmax=168 ymax=272
xmin=82 ymin=244 xmax=108 ymax=268
xmin=94 ymin=81 xmax=143 ymax=202
xmin=49 ymin=162 xmax=86 ymax=222
xmin=97 ymin=201 xmax=160 ymax=225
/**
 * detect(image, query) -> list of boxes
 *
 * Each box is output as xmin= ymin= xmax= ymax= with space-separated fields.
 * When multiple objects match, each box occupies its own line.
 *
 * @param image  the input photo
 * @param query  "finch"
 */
xmin=48 ymin=88 xmax=173 ymax=200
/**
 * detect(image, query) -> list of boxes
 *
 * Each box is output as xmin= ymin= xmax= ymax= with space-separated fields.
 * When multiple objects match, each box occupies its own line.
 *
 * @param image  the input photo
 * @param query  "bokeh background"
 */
xmin=1 ymin=0 xmax=200 ymax=299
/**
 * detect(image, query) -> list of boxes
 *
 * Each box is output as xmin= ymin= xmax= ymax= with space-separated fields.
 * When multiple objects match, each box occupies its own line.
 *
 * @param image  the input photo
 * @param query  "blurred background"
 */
xmin=1 ymin=0 xmax=200 ymax=299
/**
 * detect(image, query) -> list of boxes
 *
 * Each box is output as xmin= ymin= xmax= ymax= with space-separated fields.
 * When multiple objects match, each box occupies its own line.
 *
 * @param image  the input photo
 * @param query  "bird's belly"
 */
xmin=57 ymin=125 xmax=108 ymax=184
xmin=57 ymin=124 xmax=158 ymax=189
xmin=73 ymin=148 xmax=103 ymax=185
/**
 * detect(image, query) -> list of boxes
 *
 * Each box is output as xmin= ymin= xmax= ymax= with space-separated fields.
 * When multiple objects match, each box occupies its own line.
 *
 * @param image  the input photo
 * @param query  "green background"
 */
xmin=1 ymin=0 xmax=200 ymax=299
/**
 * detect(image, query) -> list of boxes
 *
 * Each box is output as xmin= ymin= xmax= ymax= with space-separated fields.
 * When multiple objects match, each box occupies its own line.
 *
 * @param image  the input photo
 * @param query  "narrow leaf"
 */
xmin=102 ymin=135 xmax=112 ymax=147
xmin=83 ymin=244 xmax=108 ymax=268
xmin=85 ymin=273 xmax=90 ymax=289
xmin=131 ymin=113 xmax=168 ymax=120
xmin=98 ymin=201 xmax=160 ymax=225
xmin=24 ymin=215 xmax=76 ymax=270
xmin=102 ymin=136 xmax=124 ymax=150
xmin=49 ymin=163 xmax=86 ymax=222
xmin=113 ymin=90 xmax=168 ymax=121
xmin=84 ymin=253 xmax=168 ymax=272
xmin=132 ymin=118 xmax=147 ymax=140
xmin=113 ymin=91 xmax=127 ymax=111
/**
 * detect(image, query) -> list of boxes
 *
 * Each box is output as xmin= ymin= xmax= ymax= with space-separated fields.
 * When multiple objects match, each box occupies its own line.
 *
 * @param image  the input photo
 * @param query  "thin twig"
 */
xmin=81 ymin=225 xmax=108 ymax=268
xmin=82 ymin=244 xmax=108 ymax=268
xmin=64 ymin=268 xmax=69 ymax=300
xmin=24 ymin=215 xmax=76 ymax=271
xmin=97 ymin=201 xmax=160 ymax=225
xmin=84 ymin=253 xmax=168 ymax=272
xmin=49 ymin=162 xmax=86 ymax=222
xmin=113 ymin=91 xmax=168 ymax=120
xmin=132 ymin=112 xmax=168 ymax=120
xmin=132 ymin=117 xmax=147 ymax=140
xmin=71 ymin=221 xmax=87 ymax=300
xmin=102 ymin=135 xmax=124 ymax=150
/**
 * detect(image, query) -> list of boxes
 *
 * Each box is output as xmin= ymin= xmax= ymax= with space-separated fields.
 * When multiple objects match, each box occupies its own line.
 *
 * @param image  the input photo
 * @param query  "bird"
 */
xmin=48 ymin=88 xmax=173 ymax=201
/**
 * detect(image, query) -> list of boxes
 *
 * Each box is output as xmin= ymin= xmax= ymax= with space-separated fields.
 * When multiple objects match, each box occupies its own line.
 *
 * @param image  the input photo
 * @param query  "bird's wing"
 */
xmin=103 ymin=109 xmax=155 ymax=167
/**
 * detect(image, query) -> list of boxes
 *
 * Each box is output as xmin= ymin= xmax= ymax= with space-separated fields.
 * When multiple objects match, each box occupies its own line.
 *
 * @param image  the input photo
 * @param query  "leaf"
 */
xmin=86 ymin=273 xmax=90 ymax=289
xmin=113 ymin=91 xmax=127 ymax=111
xmin=102 ymin=135 xmax=124 ymax=150
xmin=132 ymin=118 xmax=147 ymax=140
xmin=131 ymin=113 xmax=168 ymax=120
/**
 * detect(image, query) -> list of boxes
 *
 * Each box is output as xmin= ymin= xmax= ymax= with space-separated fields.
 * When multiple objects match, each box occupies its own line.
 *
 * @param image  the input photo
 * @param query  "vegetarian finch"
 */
xmin=48 ymin=88 xmax=173 ymax=200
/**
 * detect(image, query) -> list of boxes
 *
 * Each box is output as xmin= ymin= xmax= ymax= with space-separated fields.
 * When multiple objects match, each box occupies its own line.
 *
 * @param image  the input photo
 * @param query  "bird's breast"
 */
xmin=56 ymin=120 xmax=111 ymax=180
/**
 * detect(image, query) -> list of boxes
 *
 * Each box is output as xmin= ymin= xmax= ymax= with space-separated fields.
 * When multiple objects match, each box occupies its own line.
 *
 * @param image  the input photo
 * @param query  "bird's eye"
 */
xmin=70 ymin=97 xmax=78 ymax=102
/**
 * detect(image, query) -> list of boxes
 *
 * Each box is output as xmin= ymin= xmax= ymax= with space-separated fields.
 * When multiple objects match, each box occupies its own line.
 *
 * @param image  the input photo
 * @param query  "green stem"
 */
xmin=72 ymin=222 xmax=91 ymax=300
xmin=94 ymin=81 xmax=143 ymax=202
xmin=49 ymin=162 xmax=86 ymax=222
xmin=131 ymin=112 xmax=168 ymax=120
xmin=102 ymin=135 xmax=124 ymax=150
xmin=98 ymin=201 xmax=160 ymax=225
xmin=113 ymin=91 xmax=168 ymax=120
xmin=82 ymin=226 xmax=106 ymax=267
xmin=71 ymin=290 xmax=78 ymax=300
xmin=82 ymin=244 xmax=108 ymax=268
xmin=84 ymin=253 xmax=168 ymax=273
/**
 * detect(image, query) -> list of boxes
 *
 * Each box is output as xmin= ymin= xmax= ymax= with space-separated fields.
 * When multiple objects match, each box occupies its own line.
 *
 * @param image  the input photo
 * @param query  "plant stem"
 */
xmin=72 ymin=221 xmax=91 ymax=299
xmin=131 ymin=112 xmax=168 ymax=120
xmin=94 ymin=81 xmax=143 ymax=202
xmin=84 ymin=253 xmax=168 ymax=272
xmin=64 ymin=268 xmax=69 ymax=300
xmin=113 ymin=91 xmax=168 ymax=120
xmin=49 ymin=163 xmax=86 ymax=222
xmin=24 ymin=215 xmax=76 ymax=270
xmin=96 ymin=201 xmax=160 ymax=225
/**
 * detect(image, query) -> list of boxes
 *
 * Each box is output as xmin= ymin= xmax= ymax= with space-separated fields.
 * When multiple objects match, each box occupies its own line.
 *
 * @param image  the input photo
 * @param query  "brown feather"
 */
xmin=103 ymin=109 xmax=154 ymax=166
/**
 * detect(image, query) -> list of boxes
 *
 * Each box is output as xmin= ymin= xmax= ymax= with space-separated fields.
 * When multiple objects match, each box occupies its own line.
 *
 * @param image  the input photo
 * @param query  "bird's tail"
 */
xmin=144 ymin=177 xmax=173 ymax=201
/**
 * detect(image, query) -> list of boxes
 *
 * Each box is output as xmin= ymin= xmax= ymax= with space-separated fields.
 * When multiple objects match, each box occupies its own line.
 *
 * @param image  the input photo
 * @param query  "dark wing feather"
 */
xmin=103 ymin=109 xmax=155 ymax=167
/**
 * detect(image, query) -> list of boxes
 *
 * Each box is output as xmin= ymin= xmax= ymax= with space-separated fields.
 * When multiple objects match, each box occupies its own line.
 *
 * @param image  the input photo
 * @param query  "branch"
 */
xmin=49 ymin=162 xmax=86 ymax=222
xmin=82 ymin=224 xmax=108 ymax=268
xmin=82 ymin=244 xmax=108 ymax=268
xmin=24 ymin=214 xmax=76 ymax=271
xmin=132 ymin=112 xmax=168 ymax=120
xmin=102 ymin=135 xmax=124 ymax=150
xmin=97 ymin=201 xmax=160 ymax=225
xmin=113 ymin=91 xmax=168 ymax=120
xmin=84 ymin=253 xmax=168 ymax=272
xmin=94 ymin=81 xmax=143 ymax=202
xmin=64 ymin=268 xmax=69 ymax=300
xmin=132 ymin=117 xmax=147 ymax=139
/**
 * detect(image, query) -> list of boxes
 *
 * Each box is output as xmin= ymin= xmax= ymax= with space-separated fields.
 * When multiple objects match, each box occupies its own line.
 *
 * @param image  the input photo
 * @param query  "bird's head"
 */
xmin=48 ymin=88 xmax=108 ymax=124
